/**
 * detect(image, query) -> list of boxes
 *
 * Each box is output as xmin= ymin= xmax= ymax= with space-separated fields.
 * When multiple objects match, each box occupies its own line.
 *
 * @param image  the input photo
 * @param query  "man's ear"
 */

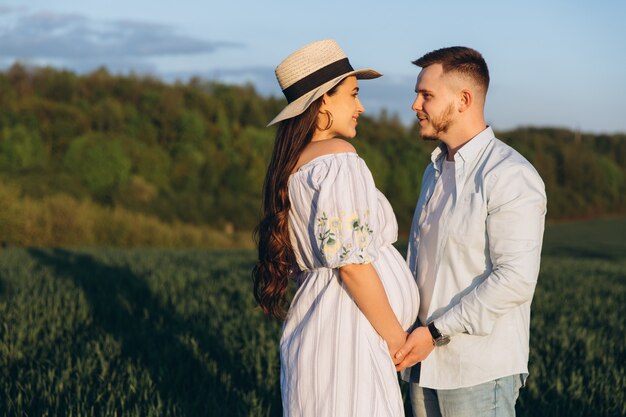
xmin=458 ymin=89 xmax=472 ymax=112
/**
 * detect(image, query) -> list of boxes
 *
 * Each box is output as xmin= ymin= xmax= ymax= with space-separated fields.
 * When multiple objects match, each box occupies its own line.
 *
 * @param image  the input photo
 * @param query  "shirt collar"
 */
xmin=430 ymin=126 xmax=495 ymax=171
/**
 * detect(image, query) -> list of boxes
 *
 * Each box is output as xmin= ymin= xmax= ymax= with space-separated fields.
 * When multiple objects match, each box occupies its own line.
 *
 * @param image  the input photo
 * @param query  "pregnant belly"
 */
xmin=372 ymin=245 xmax=420 ymax=329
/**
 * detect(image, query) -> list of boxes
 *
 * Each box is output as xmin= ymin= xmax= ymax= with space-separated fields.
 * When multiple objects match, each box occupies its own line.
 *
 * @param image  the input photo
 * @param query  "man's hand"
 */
xmin=393 ymin=326 xmax=435 ymax=371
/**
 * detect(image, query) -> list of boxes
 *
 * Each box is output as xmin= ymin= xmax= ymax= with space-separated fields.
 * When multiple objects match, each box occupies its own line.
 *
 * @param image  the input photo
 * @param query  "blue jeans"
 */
xmin=409 ymin=375 xmax=524 ymax=417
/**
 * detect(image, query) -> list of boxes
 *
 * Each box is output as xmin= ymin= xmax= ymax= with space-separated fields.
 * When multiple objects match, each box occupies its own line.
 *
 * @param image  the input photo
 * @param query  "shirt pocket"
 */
xmin=448 ymin=192 xmax=487 ymax=241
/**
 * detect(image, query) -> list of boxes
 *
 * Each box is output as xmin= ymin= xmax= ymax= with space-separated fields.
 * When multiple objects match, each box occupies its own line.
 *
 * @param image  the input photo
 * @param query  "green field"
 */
xmin=1 ymin=218 xmax=625 ymax=416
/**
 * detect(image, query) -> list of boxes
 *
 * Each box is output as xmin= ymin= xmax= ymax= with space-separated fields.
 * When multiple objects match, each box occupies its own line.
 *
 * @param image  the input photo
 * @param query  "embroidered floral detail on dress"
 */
xmin=317 ymin=211 xmax=373 ymax=265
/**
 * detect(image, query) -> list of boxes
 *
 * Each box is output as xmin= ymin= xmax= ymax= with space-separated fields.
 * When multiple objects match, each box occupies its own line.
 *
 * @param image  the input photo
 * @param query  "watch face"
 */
xmin=434 ymin=335 xmax=451 ymax=347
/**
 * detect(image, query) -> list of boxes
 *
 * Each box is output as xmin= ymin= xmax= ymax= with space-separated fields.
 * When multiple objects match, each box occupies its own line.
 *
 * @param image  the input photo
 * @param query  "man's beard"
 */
xmin=419 ymin=102 xmax=455 ymax=141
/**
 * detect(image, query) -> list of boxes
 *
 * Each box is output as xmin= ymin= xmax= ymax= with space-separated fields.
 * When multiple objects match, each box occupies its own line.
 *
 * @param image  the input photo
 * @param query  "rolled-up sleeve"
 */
xmin=436 ymin=163 xmax=547 ymax=336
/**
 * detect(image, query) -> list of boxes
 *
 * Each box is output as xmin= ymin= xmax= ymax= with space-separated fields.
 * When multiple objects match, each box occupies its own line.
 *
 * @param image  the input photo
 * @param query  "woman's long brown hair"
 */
xmin=252 ymin=98 xmax=323 ymax=319
xmin=253 ymin=81 xmax=343 ymax=319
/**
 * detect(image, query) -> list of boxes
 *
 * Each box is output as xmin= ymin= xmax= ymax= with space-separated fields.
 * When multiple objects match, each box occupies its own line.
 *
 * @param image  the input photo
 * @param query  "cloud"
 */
xmin=0 ymin=8 xmax=242 ymax=70
xmin=0 ymin=5 xmax=26 ymax=14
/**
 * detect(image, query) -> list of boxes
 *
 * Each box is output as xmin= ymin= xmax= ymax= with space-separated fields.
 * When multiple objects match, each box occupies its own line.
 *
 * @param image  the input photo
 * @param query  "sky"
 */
xmin=1 ymin=0 xmax=625 ymax=133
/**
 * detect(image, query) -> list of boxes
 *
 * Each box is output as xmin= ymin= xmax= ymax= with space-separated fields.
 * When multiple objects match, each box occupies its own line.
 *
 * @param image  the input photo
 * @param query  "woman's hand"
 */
xmin=387 ymin=331 xmax=409 ymax=364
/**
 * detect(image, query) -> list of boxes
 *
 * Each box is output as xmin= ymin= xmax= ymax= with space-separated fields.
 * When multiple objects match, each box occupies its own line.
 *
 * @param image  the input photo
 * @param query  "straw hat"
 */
xmin=267 ymin=39 xmax=382 ymax=126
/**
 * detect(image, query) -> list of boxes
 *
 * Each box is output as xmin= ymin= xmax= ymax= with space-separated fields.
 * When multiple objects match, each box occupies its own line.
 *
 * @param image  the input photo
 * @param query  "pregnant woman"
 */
xmin=253 ymin=39 xmax=419 ymax=416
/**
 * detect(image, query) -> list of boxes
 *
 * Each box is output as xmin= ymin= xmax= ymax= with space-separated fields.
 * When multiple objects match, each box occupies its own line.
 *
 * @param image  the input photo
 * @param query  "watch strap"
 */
xmin=427 ymin=322 xmax=441 ymax=339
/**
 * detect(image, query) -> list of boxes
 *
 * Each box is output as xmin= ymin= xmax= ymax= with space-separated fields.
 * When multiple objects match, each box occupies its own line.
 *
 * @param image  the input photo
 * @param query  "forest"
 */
xmin=1 ymin=63 xmax=625 ymax=247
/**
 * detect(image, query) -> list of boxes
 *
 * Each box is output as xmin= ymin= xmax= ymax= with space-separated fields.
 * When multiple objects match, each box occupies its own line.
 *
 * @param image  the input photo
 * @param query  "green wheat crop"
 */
xmin=1 ymin=218 xmax=625 ymax=416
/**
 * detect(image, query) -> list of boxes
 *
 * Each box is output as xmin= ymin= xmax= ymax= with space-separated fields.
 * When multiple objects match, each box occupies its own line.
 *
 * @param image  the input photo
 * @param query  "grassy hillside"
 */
xmin=542 ymin=217 xmax=626 ymax=260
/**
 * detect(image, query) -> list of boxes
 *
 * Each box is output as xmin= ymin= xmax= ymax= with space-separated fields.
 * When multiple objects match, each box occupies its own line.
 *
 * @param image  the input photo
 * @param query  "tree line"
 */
xmin=0 ymin=63 xmax=624 ymax=246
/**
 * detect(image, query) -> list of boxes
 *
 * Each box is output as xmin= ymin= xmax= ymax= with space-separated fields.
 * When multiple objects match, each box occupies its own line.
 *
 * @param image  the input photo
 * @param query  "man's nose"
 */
xmin=412 ymin=96 xmax=422 ymax=112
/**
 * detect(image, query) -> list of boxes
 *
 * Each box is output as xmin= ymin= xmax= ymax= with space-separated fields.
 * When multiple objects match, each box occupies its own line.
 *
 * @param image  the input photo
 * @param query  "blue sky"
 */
xmin=1 ymin=0 xmax=625 ymax=133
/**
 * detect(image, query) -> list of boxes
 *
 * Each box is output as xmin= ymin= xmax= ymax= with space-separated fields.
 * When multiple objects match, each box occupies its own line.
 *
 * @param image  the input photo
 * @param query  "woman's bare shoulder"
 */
xmin=294 ymin=139 xmax=357 ymax=173
xmin=307 ymin=138 xmax=357 ymax=157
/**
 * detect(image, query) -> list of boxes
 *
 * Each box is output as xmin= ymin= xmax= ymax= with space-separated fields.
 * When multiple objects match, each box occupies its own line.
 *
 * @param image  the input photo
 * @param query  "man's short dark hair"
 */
xmin=413 ymin=46 xmax=490 ymax=93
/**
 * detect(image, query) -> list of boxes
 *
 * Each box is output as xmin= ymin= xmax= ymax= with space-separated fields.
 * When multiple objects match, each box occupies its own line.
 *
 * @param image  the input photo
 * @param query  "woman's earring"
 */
xmin=321 ymin=110 xmax=333 ymax=131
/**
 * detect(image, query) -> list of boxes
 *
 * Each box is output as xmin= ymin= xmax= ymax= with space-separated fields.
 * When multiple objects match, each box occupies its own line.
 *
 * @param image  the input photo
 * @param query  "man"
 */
xmin=394 ymin=47 xmax=547 ymax=417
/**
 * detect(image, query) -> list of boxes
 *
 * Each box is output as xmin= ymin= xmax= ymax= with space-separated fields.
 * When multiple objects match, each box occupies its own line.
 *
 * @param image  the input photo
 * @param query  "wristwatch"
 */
xmin=428 ymin=322 xmax=451 ymax=347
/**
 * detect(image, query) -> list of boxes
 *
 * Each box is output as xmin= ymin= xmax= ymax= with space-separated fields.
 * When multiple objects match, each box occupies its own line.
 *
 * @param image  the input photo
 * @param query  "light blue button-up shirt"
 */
xmin=404 ymin=126 xmax=547 ymax=389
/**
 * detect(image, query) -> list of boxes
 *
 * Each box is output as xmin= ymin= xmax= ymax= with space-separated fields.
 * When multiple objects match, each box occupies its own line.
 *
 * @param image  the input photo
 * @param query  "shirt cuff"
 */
xmin=434 ymin=308 xmax=466 ymax=336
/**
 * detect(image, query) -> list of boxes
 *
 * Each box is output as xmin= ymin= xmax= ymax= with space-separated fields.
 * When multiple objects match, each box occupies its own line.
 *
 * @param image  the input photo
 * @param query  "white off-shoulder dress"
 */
xmin=281 ymin=152 xmax=420 ymax=417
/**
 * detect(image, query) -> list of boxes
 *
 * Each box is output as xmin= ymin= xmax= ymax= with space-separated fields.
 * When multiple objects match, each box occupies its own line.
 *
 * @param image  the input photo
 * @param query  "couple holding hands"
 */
xmin=253 ymin=40 xmax=546 ymax=417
